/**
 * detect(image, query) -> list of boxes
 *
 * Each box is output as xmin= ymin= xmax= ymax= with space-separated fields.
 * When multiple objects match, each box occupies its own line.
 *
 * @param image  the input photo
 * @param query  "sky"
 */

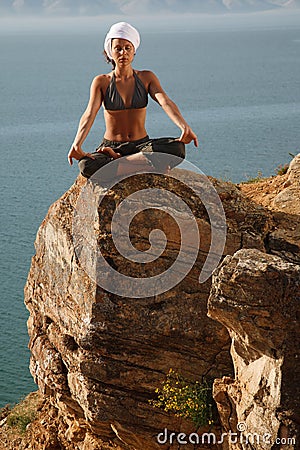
xmin=1 ymin=0 xmax=300 ymax=36
xmin=1 ymin=0 xmax=300 ymax=17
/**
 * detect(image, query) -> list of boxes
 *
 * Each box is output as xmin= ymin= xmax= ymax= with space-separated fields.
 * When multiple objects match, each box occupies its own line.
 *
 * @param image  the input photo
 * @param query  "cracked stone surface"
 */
xmin=208 ymin=249 xmax=300 ymax=450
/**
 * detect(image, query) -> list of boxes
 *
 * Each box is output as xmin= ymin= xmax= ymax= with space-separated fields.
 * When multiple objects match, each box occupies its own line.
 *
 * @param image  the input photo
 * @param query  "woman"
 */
xmin=68 ymin=22 xmax=198 ymax=179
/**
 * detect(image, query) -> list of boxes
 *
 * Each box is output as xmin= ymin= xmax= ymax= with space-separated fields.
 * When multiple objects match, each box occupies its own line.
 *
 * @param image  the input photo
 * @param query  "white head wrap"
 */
xmin=104 ymin=22 xmax=140 ymax=60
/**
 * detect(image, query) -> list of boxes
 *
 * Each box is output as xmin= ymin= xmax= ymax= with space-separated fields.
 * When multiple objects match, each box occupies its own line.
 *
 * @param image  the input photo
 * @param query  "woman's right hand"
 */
xmin=68 ymin=144 xmax=95 ymax=166
xmin=96 ymin=146 xmax=121 ymax=159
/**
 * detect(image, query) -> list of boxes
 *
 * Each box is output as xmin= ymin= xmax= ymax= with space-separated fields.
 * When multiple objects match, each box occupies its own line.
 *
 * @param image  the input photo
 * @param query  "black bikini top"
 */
xmin=103 ymin=71 xmax=148 ymax=111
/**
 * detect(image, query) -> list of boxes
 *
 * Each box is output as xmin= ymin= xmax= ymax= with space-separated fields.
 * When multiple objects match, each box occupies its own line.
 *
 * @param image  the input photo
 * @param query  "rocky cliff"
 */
xmin=209 ymin=249 xmax=300 ymax=449
xmin=4 ymin=155 xmax=300 ymax=449
xmin=209 ymin=156 xmax=300 ymax=449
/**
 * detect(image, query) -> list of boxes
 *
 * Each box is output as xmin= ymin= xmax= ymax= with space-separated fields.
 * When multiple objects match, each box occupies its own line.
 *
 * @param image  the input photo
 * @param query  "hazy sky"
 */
xmin=1 ymin=0 xmax=300 ymax=17
xmin=1 ymin=0 xmax=300 ymax=36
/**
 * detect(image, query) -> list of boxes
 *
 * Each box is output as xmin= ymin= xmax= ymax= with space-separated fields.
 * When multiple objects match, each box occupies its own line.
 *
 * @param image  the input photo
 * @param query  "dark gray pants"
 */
xmin=78 ymin=136 xmax=185 ymax=179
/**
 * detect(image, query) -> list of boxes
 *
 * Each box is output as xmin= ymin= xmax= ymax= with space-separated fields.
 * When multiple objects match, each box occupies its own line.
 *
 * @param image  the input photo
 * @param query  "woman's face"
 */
xmin=111 ymin=38 xmax=135 ymax=66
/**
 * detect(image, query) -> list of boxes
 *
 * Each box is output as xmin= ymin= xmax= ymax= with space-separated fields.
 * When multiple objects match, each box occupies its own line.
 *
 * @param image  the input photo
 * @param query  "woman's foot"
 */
xmin=116 ymin=152 xmax=155 ymax=176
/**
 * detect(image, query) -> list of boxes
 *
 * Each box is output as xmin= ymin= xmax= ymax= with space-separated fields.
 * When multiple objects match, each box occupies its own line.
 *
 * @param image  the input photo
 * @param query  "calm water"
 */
xmin=0 ymin=12 xmax=300 ymax=407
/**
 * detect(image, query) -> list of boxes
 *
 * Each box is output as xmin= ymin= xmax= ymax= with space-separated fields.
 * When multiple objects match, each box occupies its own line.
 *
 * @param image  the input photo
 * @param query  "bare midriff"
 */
xmin=103 ymin=107 xmax=148 ymax=142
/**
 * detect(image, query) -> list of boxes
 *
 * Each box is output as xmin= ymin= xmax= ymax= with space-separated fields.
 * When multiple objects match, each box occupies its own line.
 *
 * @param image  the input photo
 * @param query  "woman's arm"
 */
xmin=68 ymin=75 xmax=104 ymax=165
xmin=147 ymin=71 xmax=198 ymax=147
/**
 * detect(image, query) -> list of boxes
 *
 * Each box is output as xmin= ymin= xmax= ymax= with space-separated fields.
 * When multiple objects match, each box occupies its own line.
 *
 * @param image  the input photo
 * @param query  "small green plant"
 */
xmin=6 ymin=396 xmax=36 ymax=434
xmin=7 ymin=412 xmax=33 ymax=433
xmin=150 ymin=369 xmax=214 ymax=427
xmin=274 ymin=153 xmax=296 ymax=176
xmin=275 ymin=163 xmax=289 ymax=176
xmin=244 ymin=170 xmax=265 ymax=184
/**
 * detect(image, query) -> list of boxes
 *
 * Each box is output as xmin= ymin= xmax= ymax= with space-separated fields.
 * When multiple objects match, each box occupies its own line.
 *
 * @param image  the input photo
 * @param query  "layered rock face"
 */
xmin=208 ymin=249 xmax=300 ymax=449
xmin=23 ymin=155 xmax=300 ymax=449
xmin=208 ymin=155 xmax=300 ymax=450
xmin=24 ymin=167 xmax=273 ymax=449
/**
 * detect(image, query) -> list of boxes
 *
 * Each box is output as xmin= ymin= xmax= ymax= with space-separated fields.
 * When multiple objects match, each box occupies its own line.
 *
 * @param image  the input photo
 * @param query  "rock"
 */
xmin=238 ymin=153 xmax=300 ymax=217
xmin=267 ymin=212 xmax=300 ymax=265
xmin=272 ymin=155 xmax=300 ymax=223
xmin=239 ymin=153 xmax=300 ymax=265
xmin=23 ymin=152 xmax=300 ymax=449
xmin=24 ymin=168 xmax=275 ymax=449
xmin=208 ymin=249 xmax=300 ymax=449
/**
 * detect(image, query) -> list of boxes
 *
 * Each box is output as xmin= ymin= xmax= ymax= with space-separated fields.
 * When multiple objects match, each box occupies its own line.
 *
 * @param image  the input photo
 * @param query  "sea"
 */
xmin=0 ymin=10 xmax=300 ymax=408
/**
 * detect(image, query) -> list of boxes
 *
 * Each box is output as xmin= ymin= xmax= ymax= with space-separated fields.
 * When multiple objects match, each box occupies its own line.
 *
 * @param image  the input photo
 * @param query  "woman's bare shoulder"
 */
xmin=136 ymin=69 xmax=157 ymax=79
xmin=135 ymin=70 xmax=160 ymax=90
xmin=92 ymin=73 xmax=113 ymax=86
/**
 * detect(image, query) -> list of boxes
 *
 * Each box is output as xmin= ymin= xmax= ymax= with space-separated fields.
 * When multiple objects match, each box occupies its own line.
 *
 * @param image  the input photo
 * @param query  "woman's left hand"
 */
xmin=179 ymin=126 xmax=199 ymax=147
xmin=68 ymin=144 xmax=95 ymax=165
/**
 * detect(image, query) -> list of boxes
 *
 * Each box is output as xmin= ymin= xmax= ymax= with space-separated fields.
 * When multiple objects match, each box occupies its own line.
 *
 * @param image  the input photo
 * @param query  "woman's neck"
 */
xmin=114 ymin=64 xmax=134 ymax=79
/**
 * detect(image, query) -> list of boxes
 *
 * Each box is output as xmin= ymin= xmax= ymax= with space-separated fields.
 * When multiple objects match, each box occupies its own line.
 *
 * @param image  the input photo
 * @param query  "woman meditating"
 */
xmin=68 ymin=21 xmax=198 ymax=179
